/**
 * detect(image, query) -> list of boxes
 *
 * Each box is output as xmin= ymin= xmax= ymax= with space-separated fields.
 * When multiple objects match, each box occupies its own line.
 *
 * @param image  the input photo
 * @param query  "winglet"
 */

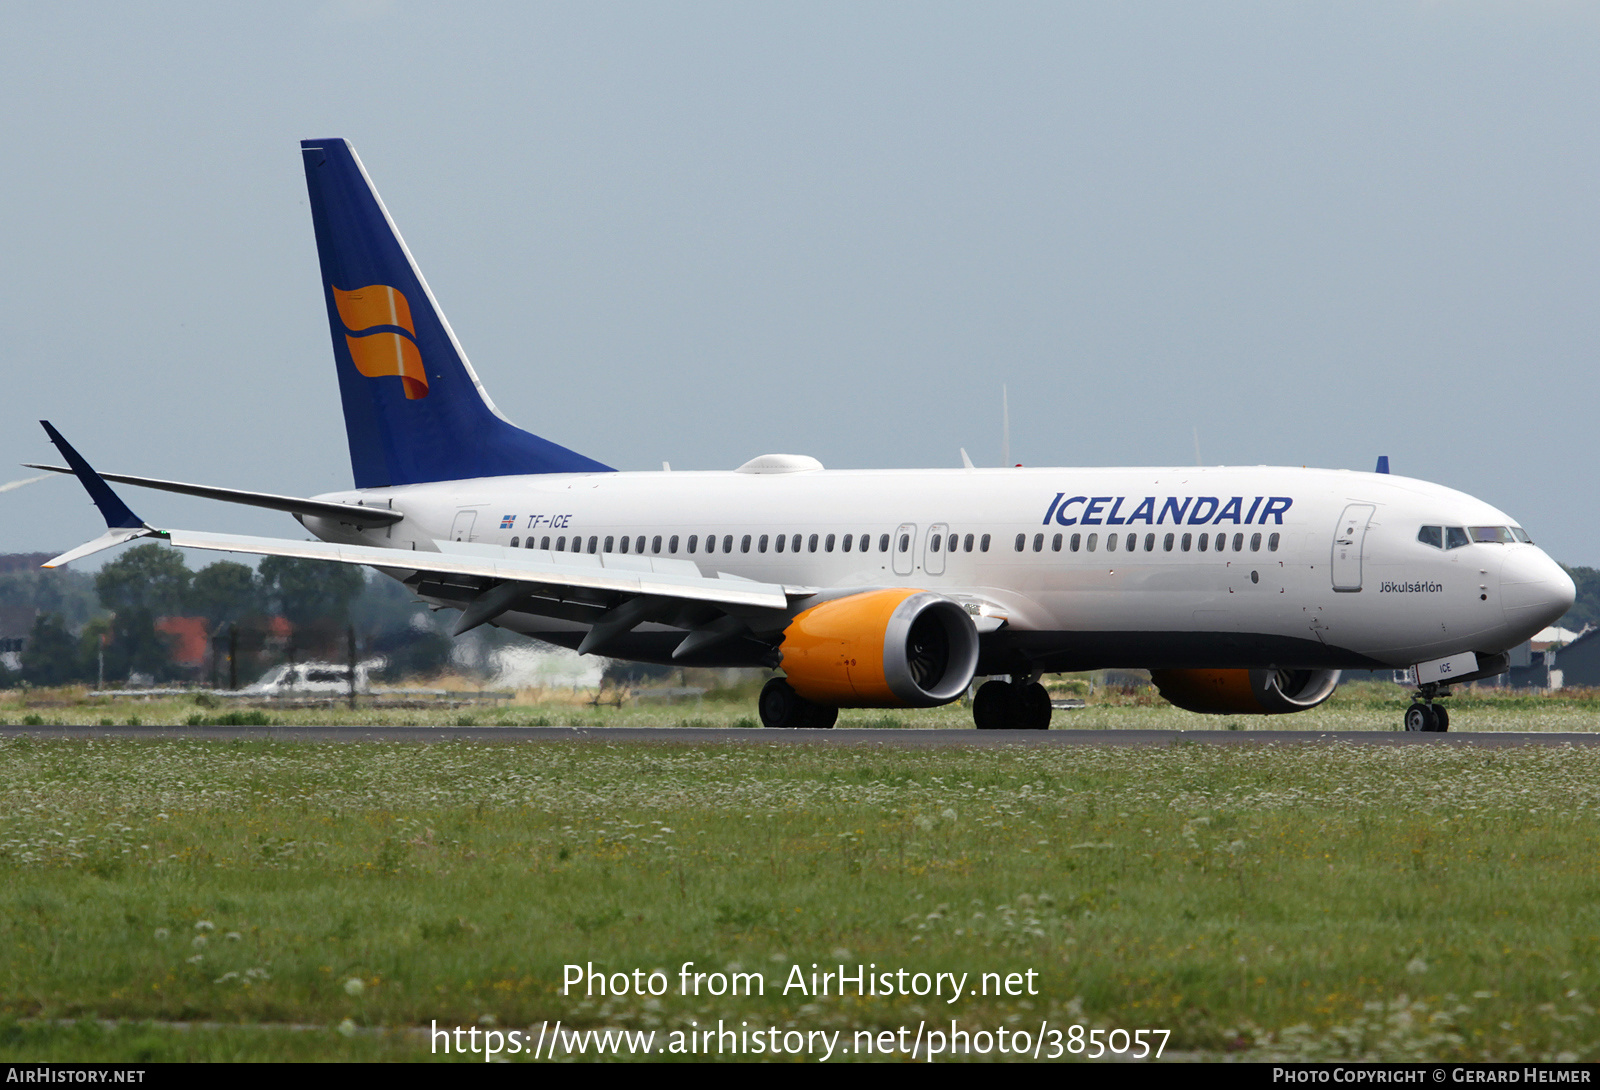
xmin=39 ymin=422 xmax=158 ymax=567
xmin=1375 ymin=455 xmax=1390 ymax=474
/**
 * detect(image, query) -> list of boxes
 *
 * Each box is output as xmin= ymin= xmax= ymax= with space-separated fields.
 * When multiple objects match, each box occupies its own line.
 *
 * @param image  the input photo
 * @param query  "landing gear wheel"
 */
xmin=1431 ymin=705 xmax=1449 ymax=732
xmin=760 ymin=678 xmax=800 ymax=728
xmin=758 ymin=678 xmax=836 ymax=728
xmin=1403 ymin=704 xmax=1437 ymax=732
xmin=802 ymin=703 xmax=838 ymax=729
xmin=973 ymin=680 xmax=1011 ymax=729
xmin=1016 ymin=681 xmax=1053 ymax=731
xmin=971 ymin=679 xmax=1053 ymax=730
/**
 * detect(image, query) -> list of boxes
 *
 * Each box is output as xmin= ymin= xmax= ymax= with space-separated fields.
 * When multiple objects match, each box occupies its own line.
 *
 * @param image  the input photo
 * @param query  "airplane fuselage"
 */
xmin=302 ymin=462 xmax=1570 ymax=675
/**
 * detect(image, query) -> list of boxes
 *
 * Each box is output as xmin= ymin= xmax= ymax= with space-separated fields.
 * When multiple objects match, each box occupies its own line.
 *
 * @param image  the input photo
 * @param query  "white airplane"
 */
xmin=34 ymin=139 xmax=1575 ymax=732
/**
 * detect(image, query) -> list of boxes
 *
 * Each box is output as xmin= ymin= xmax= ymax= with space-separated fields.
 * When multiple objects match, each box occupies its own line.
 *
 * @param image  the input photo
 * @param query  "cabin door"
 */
xmin=1331 ymin=504 xmax=1375 ymax=592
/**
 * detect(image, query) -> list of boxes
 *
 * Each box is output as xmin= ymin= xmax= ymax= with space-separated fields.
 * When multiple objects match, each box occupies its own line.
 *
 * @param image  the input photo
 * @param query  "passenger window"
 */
xmin=825 ymin=534 xmax=835 ymax=552
xmin=980 ymin=534 xmax=991 ymax=552
xmin=618 ymin=536 xmax=628 ymax=554
xmin=930 ymin=534 xmax=941 ymax=553
xmin=1145 ymin=533 xmax=1155 ymax=552
xmin=902 ymin=534 xmax=912 ymax=553
xmin=774 ymin=534 xmax=785 ymax=553
xmin=1086 ymin=533 xmax=1098 ymax=552
xmin=1250 ymin=533 xmax=1261 ymax=552
xmin=741 ymin=535 xmax=752 ymax=553
xmin=587 ymin=536 xmax=598 ymax=554
xmin=687 ymin=535 xmax=698 ymax=553
xmin=759 ymin=535 xmax=769 ymax=553
xmin=1233 ymin=533 xmax=1244 ymax=552
xmin=705 ymin=535 xmax=716 ymax=554
xmin=724 ymin=535 xmax=734 ymax=553
xmin=810 ymin=534 xmax=820 ymax=552
xmin=510 ymin=536 xmax=519 ymax=548
xmin=1070 ymin=533 xmax=1081 ymax=552
xmin=880 ymin=534 xmax=891 ymax=552
xmin=1106 ymin=533 xmax=1118 ymax=552
xmin=1445 ymin=527 xmax=1470 ymax=549
xmin=604 ymin=536 xmax=615 ymax=553
xmin=650 ymin=535 xmax=661 ymax=554
xmin=791 ymin=534 xmax=801 ymax=552
xmin=1198 ymin=533 xmax=1209 ymax=552
xmin=1181 ymin=533 xmax=1191 ymax=552
xmin=841 ymin=534 xmax=852 ymax=552
xmin=539 ymin=536 xmax=549 ymax=549
xmin=556 ymin=536 xmax=566 ymax=552
xmin=964 ymin=533 xmax=974 ymax=552
xmin=1015 ymin=534 xmax=1026 ymax=552
xmin=669 ymin=535 xmax=679 ymax=554
xmin=1052 ymin=533 xmax=1062 ymax=552
xmin=1032 ymin=533 xmax=1044 ymax=552
xmin=1163 ymin=533 xmax=1174 ymax=552
xmin=637 ymin=536 xmax=646 ymax=554
xmin=1268 ymin=533 xmax=1280 ymax=552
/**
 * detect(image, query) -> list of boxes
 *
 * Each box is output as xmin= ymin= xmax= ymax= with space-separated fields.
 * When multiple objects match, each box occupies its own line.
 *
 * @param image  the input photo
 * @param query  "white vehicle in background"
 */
xmin=244 ymin=661 xmax=378 ymax=696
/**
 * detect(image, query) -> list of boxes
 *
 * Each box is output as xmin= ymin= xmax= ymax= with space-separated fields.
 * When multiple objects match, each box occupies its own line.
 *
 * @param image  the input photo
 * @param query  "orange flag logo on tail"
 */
xmin=332 ymin=284 xmax=429 ymax=399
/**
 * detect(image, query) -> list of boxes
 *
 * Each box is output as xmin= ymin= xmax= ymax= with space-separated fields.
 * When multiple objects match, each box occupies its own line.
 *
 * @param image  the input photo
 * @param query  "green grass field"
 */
xmin=3 ymin=700 xmax=1600 ymax=1062
xmin=5 ymin=679 xmax=1600 ymax=732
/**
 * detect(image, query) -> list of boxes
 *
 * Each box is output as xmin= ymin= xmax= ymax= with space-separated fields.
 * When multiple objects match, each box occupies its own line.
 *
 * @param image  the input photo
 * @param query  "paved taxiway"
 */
xmin=2 ymin=726 xmax=1597 ymax=747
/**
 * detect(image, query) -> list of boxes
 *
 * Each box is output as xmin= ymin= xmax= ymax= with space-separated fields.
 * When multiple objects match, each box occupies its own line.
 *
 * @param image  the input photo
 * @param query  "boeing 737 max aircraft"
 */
xmin=33 ymin=139 xmax=1576 ymax=731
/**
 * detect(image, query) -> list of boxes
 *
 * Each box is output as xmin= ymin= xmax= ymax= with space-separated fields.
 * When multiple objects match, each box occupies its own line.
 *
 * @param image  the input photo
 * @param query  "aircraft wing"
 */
xmin=161 ymin=529 xmax=802 ymax=611
xmin=38 ymin=421 xmax=811 ymax=658
xmin=24 ymin=463 xmax=403 ymax=527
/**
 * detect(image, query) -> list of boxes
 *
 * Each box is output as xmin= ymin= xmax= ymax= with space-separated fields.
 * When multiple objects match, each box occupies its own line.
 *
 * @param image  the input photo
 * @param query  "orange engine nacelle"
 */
xmin=779 ymin=589 xmax=980 ymax=708
xmin=1149 ymin=668 xmax=1341 ymax=715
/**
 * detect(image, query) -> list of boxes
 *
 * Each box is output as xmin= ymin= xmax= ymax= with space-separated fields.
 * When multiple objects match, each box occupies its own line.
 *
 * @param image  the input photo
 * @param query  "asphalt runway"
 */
xmin=3 ymin=725 xmax=1598 ymax=747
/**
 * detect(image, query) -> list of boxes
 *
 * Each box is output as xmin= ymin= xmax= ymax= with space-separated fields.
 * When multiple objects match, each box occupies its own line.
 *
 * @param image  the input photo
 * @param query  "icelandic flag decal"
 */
xmin=500 ymin=514 xmax=516 ymax=529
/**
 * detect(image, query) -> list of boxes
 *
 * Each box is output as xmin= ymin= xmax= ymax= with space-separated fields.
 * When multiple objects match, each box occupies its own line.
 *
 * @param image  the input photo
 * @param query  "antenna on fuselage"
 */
xmin=1001 ymin=384 xmax=1011 ymax=467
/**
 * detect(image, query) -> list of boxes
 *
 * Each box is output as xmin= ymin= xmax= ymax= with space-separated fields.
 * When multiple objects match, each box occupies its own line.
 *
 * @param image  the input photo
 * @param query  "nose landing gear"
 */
xmin=1403 ymin=684 xmax=1450 ymax=732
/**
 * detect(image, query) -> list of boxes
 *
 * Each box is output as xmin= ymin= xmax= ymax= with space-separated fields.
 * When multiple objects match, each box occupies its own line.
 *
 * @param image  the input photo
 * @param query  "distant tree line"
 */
xmin=1561 ymin=566 xmax=1600 ymax=634
xmin=4 ymin=544 xmax=453 ymax=687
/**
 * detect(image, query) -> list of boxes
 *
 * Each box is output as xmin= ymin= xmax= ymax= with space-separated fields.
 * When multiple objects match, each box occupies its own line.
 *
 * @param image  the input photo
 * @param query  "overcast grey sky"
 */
xmin=4 ymin=3 xmax=1598 ymax=564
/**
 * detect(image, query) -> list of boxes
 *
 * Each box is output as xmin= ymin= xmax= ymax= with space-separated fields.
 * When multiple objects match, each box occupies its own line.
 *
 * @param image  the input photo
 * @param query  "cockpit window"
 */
xmin=1417 ymin=526 xmax=1443 ymax=549
xmin=1511 ymin=526 xmax=1533 ymax=544
xmin=1470 ymin=526 xmax=1517 ymax=544
xmin=1444 ymin=526 xmax=1470 ymax=549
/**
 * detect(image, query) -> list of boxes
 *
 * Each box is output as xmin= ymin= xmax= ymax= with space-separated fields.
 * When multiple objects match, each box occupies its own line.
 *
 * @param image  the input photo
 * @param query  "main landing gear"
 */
xmin=758 ymin=678 xmax=839 ymax=728
xmin=972 ymin=677 xmax=1053 ymax=731
xmin=1403 ymin=683 xmax=1450 ymax=733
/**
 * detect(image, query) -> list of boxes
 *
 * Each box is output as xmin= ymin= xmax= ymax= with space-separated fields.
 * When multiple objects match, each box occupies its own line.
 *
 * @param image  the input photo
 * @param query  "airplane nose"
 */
xmin=1500 ymin=548 xmax=1575 ymax=638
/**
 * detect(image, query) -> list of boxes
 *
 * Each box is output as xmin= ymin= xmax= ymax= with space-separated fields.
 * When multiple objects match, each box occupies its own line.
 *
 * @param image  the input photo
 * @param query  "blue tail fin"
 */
xmin=300 ymin=139 xmax=612 ymax=488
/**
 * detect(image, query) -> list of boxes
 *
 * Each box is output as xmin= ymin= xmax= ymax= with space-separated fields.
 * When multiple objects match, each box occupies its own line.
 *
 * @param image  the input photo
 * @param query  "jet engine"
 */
xmin=779 ymin=589 xmax=980 ymax=707
xmin=1149 ymin=668 xmax=1341 ymax=715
